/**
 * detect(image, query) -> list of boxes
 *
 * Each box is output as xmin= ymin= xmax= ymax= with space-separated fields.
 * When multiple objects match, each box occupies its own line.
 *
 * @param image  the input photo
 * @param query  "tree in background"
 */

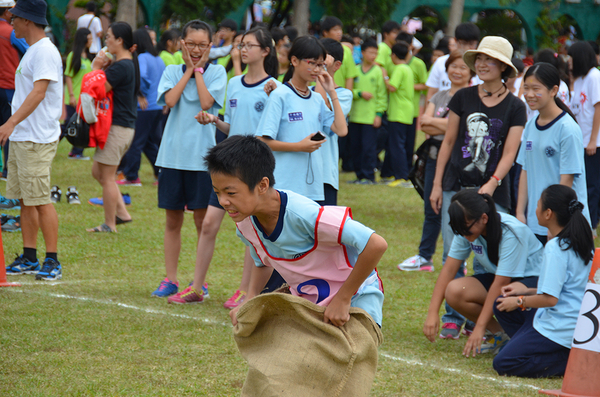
xmin=162 ymin=0 xmax=245 ymax=27
xmin=321 ymin=0 xmax=399 ymax=33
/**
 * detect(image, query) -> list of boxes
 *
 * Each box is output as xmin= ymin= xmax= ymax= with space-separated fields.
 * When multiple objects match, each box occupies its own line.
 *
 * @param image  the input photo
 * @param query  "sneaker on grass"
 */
xmin=168 ymin=286 xmax=204 ymax=304
xmin=151 ymin=278 xmax=178 ymax=297
xmin=397 ymin=255 xmax=434 ymax=272
xmin=0 ymin=196 xmax=20 ymax=210
xmin=479 ymin=331 xmax=510 ymax=354
xmin=439 ymin=322 xmax=461 ymax=340
xmin=6 ymin=254 xmax=40 ymax=275
xmin=35 ymin=258 xmax=62 ymax=280
xmin=223 ymin=289 xmax=247 ymax=309
xmin=88 ymin=193 xmax=131 ymax=206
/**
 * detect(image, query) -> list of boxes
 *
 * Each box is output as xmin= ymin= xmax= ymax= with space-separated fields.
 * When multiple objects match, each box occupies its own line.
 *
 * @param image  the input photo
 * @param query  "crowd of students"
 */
xmin=1 ymin=0 xmax=599 ymax=381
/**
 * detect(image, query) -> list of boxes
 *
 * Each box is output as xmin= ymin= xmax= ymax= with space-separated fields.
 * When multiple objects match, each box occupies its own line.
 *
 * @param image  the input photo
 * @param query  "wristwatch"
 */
xmin=194 ymin=67 xmax=204 ymax=74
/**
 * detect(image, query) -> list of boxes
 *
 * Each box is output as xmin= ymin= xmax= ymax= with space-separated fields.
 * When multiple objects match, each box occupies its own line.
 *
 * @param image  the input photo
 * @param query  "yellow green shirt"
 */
xmin=173 ymin=51 xmax=185 ymax=65
xmin=387 ymin=63 xmax=414 ymax=124
xmin=408 ymin=56 xmax=428 ymax=118
xmin=160 ymin=50 xmax=177 ymax=67
xmin=375 ymin=42 xmax=395 ymax=77
xmin=334 ymin=45 xmax=358 ymax=88
xmin=64 ymin=52 xmax=92 ymax=105
xmin=350 ymin=64 xmax=387 ymax=124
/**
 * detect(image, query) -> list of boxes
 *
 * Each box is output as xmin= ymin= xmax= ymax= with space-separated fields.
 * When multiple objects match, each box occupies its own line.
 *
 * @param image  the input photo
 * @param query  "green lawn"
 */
xmin=0 ymin=140 xmax=564 ymax=396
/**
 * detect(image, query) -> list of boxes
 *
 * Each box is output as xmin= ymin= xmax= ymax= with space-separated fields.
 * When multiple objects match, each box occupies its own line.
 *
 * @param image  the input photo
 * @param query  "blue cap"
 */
xmin=10 ymin=0 xmax=48 ymax=26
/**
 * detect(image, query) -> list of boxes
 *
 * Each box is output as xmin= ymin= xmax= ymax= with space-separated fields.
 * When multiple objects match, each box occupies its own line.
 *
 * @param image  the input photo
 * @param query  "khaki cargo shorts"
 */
xmin=6 ymin=140 xmax=59 ymax=206
xmin=93 ymin=125 xmax=134 ymax=166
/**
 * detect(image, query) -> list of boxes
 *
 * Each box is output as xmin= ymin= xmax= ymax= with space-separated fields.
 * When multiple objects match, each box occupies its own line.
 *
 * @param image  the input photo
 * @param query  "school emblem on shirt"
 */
xmin=526 ymin=141 xmax=533 ymax=151
xmin=545 ymin=146 xmax=556 ymax=157
xmin=470 ymin=243 xmax=483 ymax=255
xmin=288 ymin=112 xmax=303 ymax=122
xmin=229 ymin=99 xmax=237 ymax=108
xmin=254 ymin=101 xmax=264 ymax=112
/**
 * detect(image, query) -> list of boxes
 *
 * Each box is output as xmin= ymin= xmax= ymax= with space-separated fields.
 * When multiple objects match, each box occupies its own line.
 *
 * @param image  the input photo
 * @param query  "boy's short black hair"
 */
xmin=341 ymin=34 xmax=353 ymax=44
xmin=391 ymin=41 xmax=410 ymax=60
xmin=587 ymin=40 xmax=600 ymax=56
xmin=86 ymin=1 xmax=96 ymax=12
xmin=382 ymin=20 xmax=400 ymax=35
xmin=396 ymin=32 xmax=413 ymax=45
xmin=361 ymin=39 xmax=378 ymax=52
xmin=271 ymin=27 xmax=287 ymax=43
xmin=511 ymin=57 xmax=524 ymax=74
xmin=321 ymin=16 xmax=343 ymax=33
xmin=454 ymin=22 xmax=480 ymax=42
xmin=285 ymin=25 xmax=298 ymax=42
xmin=218 ymin=18 xmax=238 ymax=32
xmin=205 ymin=135 xmax=275 ymax=190
xmin=320 ymin=38 xmax=344 ymax=63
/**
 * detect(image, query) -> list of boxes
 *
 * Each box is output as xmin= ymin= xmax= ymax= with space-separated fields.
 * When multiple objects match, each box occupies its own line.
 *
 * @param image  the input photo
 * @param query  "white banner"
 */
xmin=572 ymin=283 xmax=600 ymax=353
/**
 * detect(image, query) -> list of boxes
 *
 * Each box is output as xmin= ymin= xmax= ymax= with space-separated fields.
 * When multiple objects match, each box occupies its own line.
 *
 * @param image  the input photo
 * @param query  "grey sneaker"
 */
xmin=479 ymin=331 xmax=510 ymax=354
xmin=439 ymin=322 xmax=461 ymax=339
xmin=398 ymin=255 xmax=434 ymax=272
xmin=66 ymin=186 xmax=81 ymax=205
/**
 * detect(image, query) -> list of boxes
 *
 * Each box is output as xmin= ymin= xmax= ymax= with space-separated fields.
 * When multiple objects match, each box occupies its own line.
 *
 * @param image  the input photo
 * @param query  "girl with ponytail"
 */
xmin=424 ymin=189 xmax=543 ymax=358
xmin=516 ymin=62 xmax=590 ymax=244
xmin=493 ymin=185 xmax=593 ymax=378
xmin=88 ymin=21 xmax=140 ymax=232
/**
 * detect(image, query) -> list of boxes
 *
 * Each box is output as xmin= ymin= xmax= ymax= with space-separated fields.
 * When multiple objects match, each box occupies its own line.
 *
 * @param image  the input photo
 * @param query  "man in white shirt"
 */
xmin=77 ymin=1 xmax=102 ymax=58
xmin=426 ymin=23 xmax=481 ymax=101
xmin=0 ymin=0 xmax=63 ymax=280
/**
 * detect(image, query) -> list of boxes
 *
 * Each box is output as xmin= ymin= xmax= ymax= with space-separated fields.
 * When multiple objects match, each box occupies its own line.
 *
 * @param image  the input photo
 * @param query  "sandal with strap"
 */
xmin=87 ymin=223 xmax=116 ymax=233
xmin=116 ymin=216 xmax=132 ymax=225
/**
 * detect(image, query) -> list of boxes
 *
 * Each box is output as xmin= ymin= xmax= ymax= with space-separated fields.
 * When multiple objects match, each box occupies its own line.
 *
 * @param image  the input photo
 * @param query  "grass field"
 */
xmin=1 ymin=141 xmax=564 ymax=396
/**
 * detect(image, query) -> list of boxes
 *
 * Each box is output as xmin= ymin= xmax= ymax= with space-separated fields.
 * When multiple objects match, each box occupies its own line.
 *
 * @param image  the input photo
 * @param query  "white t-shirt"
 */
xmin=77 ymin=14 xmax=102 ymax=54
xmin=426 ymin=53 xmax=482 ymax=91
xmin=11 ymin=37 xmax=63 ymax=144
xmin=571 ymin=67 xmax=600 ymax=147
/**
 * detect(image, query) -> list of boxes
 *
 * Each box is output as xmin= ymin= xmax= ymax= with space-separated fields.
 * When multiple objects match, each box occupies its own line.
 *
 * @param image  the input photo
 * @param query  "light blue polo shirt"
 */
xmin=534 ymin=237 xmax=591 ymax=348
xmin=224 ymin=75 xmax=280 ymax=136
xmin=256 ymin=83 xmax=335 ymax=201
xmin=156 ymin=64 xmax=226 ymax=171
xmin=517 ymin=112 xmax=590 ymax=235
xmin=448 ymin=212 xmax=543 ymax=277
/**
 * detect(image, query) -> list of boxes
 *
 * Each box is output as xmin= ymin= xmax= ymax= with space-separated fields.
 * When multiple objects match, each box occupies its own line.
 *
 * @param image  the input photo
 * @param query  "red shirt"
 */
xmin=0 ymin=19 xmax=20 ymax=90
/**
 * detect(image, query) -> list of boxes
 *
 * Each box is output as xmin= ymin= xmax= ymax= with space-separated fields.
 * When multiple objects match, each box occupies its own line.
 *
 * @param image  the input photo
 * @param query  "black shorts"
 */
xmin=158 ymin=168 xmax=217 ymax=210
xmin=472 ymin=273 xmax=539 ymax=291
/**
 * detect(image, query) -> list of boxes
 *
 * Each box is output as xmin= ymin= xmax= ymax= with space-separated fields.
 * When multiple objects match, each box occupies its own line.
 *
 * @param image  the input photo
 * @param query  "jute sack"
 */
xmin=233 ymin=293 xmax=383 ymax=397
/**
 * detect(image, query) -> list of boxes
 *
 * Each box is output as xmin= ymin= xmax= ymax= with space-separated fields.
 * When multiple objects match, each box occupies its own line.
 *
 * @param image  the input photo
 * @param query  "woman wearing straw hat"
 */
xmin=428 ymin=36 xmax=528 ymax=355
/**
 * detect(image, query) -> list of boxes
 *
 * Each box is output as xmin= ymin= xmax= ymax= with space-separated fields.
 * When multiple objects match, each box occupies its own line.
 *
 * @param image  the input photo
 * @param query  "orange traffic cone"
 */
xmin=0 ymin=229 xmax=20 ymax=287
xmin=539 ymin=248 xmax=600 ymax=396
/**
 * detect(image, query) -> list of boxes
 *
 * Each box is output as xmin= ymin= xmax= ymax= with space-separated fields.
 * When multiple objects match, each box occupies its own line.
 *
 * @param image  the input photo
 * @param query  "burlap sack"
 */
xmin=233 ymin=293 xmax=383 ymax=397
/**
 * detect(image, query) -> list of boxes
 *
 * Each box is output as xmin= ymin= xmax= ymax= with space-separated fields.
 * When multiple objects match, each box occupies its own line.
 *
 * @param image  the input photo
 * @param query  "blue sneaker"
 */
xmin=0 ymin=196 xmax=20 ymax=210
xmin=88 ymin=193 xmax=131 ymax=206
xmin=151 ymin=278 xmax=179 ymax=297
xmin=35 ymin=258 xmax=62 ymax=281
xmin=6 ymin=254 xmax=40 ymax=275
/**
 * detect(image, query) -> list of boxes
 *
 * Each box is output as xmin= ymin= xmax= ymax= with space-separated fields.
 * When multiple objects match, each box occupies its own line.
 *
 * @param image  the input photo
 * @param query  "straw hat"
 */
xmin=463 ymin=36 xmax=518 ymax=78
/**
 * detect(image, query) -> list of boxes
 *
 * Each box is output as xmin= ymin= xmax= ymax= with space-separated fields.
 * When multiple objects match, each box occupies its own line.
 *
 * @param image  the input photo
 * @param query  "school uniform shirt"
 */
xmin=333 ymin=45 xmax=359 ymax=88
xmin=11 ymin=37 xmax=62 ymax=144
xmin=138 ymin=53 xmax=165 ymax=111
xmin=408 ymin=56 xmax=428 ymax=118
xmin=534 ymin=237 xmax=591 ymax=348
xmin=571 ymin=67 xmax=600 ymax=147
xmin=350 ymin=64 xmax=387 ymax=125
xmin=156 ymin=63 xmax=227 ymax=171
xmin=159 ymin=51 xmax=176 ymax=67
xmin=445 ymin=87 xmax=527 ymax=210
xmin=517 ymin=111 xmax=590 ymax=235
xmin=314 ymin=86 xmax=353 ymax=190
xmin=375 ymin=42 xmax=394 ymax=77
xmin=387 ymin=63 xmax=414 ymax=125
xmin=64 ymin=52 xmax=92 ymax=105
xmin=256 ymin=83 xmax=335 ymax=201
xmin=236 ymin=189 xmax=382 ymax=324
xmin=225 ymin=75 xmax=280 ymax=136
xmin=448 ymin=212 xmax=543 ymax=278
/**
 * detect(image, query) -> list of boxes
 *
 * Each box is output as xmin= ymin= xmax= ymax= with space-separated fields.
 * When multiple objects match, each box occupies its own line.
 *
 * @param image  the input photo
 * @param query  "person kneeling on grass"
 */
xmin=205 ymin=135 xmax=386 ymax=328
xmin=423 ymin=189 xmax=543 ymax=356
xmin=493 ymin=185 xmax=593 ymax=377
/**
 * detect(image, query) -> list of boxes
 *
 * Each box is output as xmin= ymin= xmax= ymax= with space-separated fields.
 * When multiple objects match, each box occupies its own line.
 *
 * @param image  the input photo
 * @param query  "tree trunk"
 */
xmin=446 ymin=0 xmax=465 ymax=36
xmin=293 ymin=0 xmax=310 ymax=37
xmin=116 ymin=0 xmax=137 ymax=29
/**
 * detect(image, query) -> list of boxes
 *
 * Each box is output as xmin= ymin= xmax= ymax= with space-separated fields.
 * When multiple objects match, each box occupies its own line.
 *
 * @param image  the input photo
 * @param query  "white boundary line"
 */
xmin=380 ymin=352 xmax=540 ymax=391
xmin=3 ymin=288 xmax=550 ymax=391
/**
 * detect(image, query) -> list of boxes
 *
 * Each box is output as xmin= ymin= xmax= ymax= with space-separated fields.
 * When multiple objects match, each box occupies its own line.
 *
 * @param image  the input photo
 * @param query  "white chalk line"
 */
xmin=4 ymin=288 xmax=230 ymax=327
xmin=380 ymin=352 xmax=541 ymax=391
xmin=2 ymin=288 xmax=554 ymax=391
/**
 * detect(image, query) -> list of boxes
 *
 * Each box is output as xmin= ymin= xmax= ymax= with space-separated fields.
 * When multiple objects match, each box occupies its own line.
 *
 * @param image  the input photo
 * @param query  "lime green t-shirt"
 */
xmin=160 ymin=51 xmax=177 ymax=67
xmin=334 ymin=45 xmax=359 ymax=88
xmin=408 ymin=56 xmax=428 ymax=118
xmin=387 ymin=63 xmax=414 ymax=124
xmin=375 ymin=42 xmax=395 ymax=77
xmin=64 ymin=52 xmax=92 ymax=106
xmin=349 ymin=64 xmax=387 ymax=125
xmin=173 ymin=51 xmax=185 ymax=65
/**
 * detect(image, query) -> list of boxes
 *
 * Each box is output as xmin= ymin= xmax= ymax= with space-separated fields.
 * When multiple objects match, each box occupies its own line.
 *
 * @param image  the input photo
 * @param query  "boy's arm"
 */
xmin=324 ymin=233 xmax=387 ymax=327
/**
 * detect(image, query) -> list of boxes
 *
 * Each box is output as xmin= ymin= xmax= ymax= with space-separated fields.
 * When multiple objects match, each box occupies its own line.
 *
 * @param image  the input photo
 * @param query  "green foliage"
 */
xmin=321 ymin=0 xmax=399 ymax=32
xmin=476 ymin=9 xmax=524 ymax=48
xmin=535 ymin=0 xmax=581 ymax=51
xmin=162 ymin=0 xmax=246 ymax=27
